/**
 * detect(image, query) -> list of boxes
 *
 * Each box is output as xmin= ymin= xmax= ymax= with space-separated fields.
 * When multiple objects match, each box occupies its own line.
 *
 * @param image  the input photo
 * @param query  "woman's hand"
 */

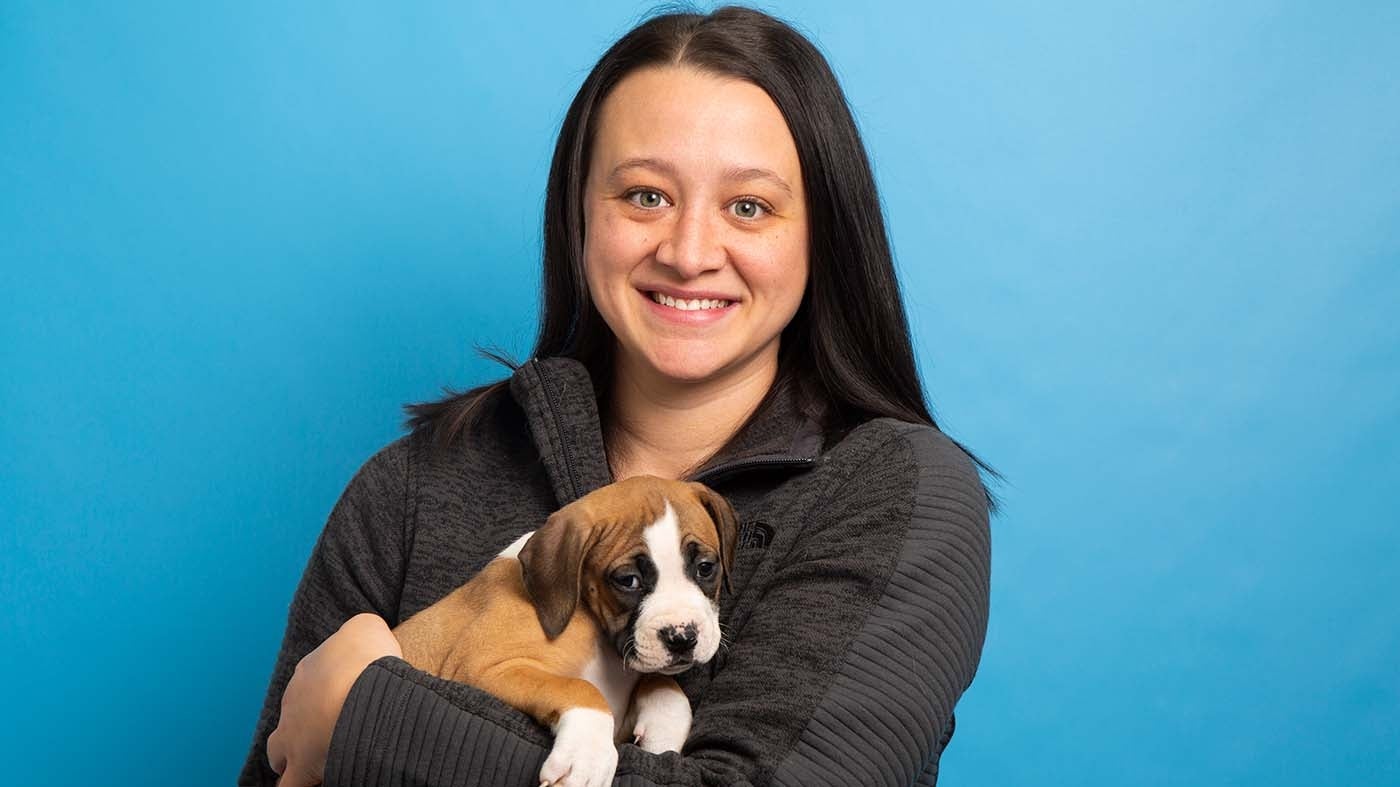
xmin=267 ymin=612 xmax=403 ymax=787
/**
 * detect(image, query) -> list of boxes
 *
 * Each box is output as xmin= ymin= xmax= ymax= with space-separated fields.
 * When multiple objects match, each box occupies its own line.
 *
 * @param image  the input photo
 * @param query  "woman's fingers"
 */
xmin=267 ymin=725 xmax=287 ymax=774
xmin=274 ymin=763 xmax=320 ymax=787
xmin=270 ymin=724 xmax=319 ymax=786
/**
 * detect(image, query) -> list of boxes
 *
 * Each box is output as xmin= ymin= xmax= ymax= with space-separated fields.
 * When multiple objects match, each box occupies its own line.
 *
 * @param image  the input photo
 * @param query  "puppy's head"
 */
xmin=518 ymin=475 xmax=737 ymax=674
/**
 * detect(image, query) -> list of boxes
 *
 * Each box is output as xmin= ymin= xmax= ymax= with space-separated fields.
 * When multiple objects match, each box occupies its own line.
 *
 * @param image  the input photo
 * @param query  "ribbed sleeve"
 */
xmin=324 ymin=656 xmax=552 ymax=787
xmin=770 ymin=421 xmax=992 ymax=786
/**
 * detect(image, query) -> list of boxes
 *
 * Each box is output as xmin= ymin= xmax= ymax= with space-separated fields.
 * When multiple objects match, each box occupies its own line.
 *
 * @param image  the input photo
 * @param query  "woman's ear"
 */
xmin=517 ymin=507 xmax=593 ymax=639
xmin=690 ymin=483 xmax=739 ymax=595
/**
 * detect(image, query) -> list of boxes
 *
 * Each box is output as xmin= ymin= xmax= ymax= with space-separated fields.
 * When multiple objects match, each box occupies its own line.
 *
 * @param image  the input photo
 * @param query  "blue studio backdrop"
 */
xmin=2 ymin=1 xmax=1397 ymax=785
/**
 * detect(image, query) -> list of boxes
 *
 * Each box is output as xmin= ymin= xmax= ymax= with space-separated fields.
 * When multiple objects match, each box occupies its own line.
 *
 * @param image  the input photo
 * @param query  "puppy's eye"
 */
xmin=695 ymin=560 xmax=717 ymax=580
xmin=612 ymin=573 xmax=642 ymax=591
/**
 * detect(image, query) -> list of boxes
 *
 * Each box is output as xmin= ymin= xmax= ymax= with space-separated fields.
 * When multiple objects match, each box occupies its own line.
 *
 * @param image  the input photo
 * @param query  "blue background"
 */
xmin=2 ymin=1 xmax=1396 ymax=784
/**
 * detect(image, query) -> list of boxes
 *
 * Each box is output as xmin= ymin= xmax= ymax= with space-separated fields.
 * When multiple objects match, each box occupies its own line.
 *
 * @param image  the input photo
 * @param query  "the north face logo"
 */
xmin=737 ymin=520 xmax=773 ymax=549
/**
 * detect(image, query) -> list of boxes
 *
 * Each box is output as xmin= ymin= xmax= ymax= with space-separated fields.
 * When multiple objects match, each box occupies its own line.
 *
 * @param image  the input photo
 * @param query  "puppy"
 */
xmin=392 ymin=475 xmax=738 ymax=787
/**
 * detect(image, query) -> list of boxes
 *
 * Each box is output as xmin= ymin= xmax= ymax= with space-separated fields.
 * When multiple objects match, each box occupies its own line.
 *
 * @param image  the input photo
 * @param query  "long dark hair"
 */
xmin=404 ymin=3 xmax=1003 ymax=513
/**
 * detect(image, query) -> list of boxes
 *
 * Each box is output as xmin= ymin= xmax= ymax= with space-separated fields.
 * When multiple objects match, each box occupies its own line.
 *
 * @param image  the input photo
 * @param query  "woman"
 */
xmin=242 ymin=5 xmax=999 ymax=786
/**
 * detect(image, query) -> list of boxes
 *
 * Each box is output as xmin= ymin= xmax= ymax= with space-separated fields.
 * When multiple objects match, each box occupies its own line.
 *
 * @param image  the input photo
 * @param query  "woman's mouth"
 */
xmin=647 ymin=291 xmax=732 ymax=310
xmin=640 ymin=289 xmax=738 ymax=324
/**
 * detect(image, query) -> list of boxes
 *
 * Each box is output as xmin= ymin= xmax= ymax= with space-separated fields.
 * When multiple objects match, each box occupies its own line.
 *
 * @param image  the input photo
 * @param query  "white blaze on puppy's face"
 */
xmin=631 ymin=500 xmax=722 ymax=673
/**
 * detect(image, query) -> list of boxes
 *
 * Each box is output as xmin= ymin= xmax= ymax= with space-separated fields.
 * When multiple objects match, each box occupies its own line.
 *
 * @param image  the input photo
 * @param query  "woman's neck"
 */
xmin=603 ymin=351 xmax=777 ymax=481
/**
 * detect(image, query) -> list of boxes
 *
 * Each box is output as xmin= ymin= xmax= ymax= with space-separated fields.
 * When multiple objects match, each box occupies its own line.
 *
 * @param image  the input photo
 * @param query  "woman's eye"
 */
xmin=695 ymin=561 xmax=716 ymax=579
xmin=731 ymin=199 xmax=769 ymax=219
xmin=613 ymin=573 xmax=642 ymax=591
xmin=626 ymin=189 xmax=668 ymax=209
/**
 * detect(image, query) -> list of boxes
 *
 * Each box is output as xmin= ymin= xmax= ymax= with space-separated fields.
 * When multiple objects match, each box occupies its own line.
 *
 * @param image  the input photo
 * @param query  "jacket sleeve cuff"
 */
xmin=325 ymin=656 xmax=554 ymax=787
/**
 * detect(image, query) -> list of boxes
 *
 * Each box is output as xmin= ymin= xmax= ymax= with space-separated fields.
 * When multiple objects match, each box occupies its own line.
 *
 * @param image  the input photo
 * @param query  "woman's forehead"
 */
xmin=589 ymin=66 xmax=801 ymax=186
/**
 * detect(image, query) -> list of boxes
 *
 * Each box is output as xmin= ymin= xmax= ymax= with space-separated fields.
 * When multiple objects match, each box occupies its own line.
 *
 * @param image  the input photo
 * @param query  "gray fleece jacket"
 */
xmin=239 ymin=355 xmax=991 ymax=786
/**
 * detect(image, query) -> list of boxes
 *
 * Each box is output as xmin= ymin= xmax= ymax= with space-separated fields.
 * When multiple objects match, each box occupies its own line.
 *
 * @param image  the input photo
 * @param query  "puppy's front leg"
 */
xmin=476 ymin=664 xmax=616 ymax=787
xmin=627 ymin=674 xmax=692 ymax=754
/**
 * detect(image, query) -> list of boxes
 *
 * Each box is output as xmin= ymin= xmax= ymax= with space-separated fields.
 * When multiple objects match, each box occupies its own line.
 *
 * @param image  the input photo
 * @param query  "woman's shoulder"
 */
xmin=343 ymin=432 xmax=416 ymax=488
xmin=810 ymin=416 xmax=991 ymax=548
xmin=811 ymin=417 xmax=992 ymax=596
xmin=823 ymin=417 xmax=984 ymax=496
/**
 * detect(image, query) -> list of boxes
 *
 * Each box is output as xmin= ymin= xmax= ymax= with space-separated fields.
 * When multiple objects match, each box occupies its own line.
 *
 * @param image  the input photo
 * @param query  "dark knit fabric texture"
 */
xmin=239 ymin=356 xmax=991 ymax=786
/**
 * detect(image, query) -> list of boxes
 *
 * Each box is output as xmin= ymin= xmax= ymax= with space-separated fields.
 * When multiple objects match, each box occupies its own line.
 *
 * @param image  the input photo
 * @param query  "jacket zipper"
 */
xmin=533 ymin=360 xmax=583 ymax=502
xmin=690 ymin=456 xmax=816 ymax=486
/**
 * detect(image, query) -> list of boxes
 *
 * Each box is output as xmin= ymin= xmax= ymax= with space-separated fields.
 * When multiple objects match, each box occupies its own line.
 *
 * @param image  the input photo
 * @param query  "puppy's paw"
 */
xmin=631 ymin=681 xmax=692 ymax=754
xmin=540 ymin=708 xmax=618 ymax=787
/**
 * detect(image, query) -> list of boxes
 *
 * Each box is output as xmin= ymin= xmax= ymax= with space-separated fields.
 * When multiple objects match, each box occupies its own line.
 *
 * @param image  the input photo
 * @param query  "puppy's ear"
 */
xmin=517 ymin=506 xmax=593 ymax=639
xmin=690 ymin=483 xmax=739 ymax=595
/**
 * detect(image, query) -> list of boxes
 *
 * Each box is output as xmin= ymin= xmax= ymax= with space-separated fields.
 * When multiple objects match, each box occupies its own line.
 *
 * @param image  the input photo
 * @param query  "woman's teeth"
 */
xmin=650 ymin=292 xmax=731 ymax=311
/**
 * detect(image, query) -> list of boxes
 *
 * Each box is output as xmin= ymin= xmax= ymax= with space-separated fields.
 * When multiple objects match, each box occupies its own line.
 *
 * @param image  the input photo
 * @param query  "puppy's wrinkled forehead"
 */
xmin=583 ymin=476 xmax=722 ymax=561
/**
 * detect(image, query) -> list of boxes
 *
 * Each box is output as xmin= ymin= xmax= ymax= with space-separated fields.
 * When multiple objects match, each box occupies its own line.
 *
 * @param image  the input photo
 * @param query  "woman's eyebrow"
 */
xmin=607 ymin=157 xmax=793 ymax=197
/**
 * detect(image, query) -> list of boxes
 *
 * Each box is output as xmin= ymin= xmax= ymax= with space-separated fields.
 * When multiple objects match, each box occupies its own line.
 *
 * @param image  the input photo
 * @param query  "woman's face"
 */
xmin=582 ymin=65 xmax=808 ymax=390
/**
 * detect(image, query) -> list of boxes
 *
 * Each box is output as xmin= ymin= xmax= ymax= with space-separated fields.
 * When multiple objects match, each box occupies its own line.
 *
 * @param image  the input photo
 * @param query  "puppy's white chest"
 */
xmin=578 ymin=633 xmax=640 ymax=731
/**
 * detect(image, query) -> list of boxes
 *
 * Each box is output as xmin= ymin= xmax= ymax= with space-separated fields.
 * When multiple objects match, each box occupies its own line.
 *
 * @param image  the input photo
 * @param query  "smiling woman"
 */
xmin=242 ymin=5 xmax=998 ymax=787
xmin=582 ymin=65 xmax=810 ymax=432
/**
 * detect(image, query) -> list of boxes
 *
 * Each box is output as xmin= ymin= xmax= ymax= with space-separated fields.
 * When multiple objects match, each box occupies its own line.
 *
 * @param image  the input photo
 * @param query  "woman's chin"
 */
xmin=626 ymin=346 xmax=729 ymax=385
xmin=624 ymin=339 xmax=782 ymax=389
xmin=649 ymin=361 xmax=725 ymax=385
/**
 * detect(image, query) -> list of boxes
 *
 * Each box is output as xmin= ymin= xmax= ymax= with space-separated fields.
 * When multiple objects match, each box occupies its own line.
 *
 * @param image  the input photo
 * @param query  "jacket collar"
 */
xmin=509 ymin=355 xmax=824 ymax=506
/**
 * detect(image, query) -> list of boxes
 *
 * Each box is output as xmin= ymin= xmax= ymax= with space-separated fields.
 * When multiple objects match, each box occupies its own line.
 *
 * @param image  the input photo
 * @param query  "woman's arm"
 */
xmin=318 ymin=422 xmax=991 ymax=786
xmin=238 ymin=436 xmax=413 ymax=786
xmin=265 ymin=613 xmax=403 ymax=786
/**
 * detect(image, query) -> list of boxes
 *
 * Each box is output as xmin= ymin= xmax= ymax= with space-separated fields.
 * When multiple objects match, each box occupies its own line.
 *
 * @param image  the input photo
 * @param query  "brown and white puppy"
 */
xmin=392 ymin=475 xmax=738 ymax=787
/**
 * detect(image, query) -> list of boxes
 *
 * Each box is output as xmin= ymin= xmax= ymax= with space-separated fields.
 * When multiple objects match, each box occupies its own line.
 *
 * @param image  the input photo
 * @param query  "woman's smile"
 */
xmin=639 ymin=288 xmax=739 ymax=325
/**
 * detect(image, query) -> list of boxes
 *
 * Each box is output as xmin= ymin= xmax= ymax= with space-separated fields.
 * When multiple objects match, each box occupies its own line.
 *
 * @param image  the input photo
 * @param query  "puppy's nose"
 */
xmin=659 ymin=624 xmax=698 ymax=656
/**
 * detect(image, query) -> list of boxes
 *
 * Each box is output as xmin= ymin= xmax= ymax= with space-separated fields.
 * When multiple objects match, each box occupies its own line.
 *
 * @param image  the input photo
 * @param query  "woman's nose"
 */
xmin=655 ymin=202 xmax=725 ymax=277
